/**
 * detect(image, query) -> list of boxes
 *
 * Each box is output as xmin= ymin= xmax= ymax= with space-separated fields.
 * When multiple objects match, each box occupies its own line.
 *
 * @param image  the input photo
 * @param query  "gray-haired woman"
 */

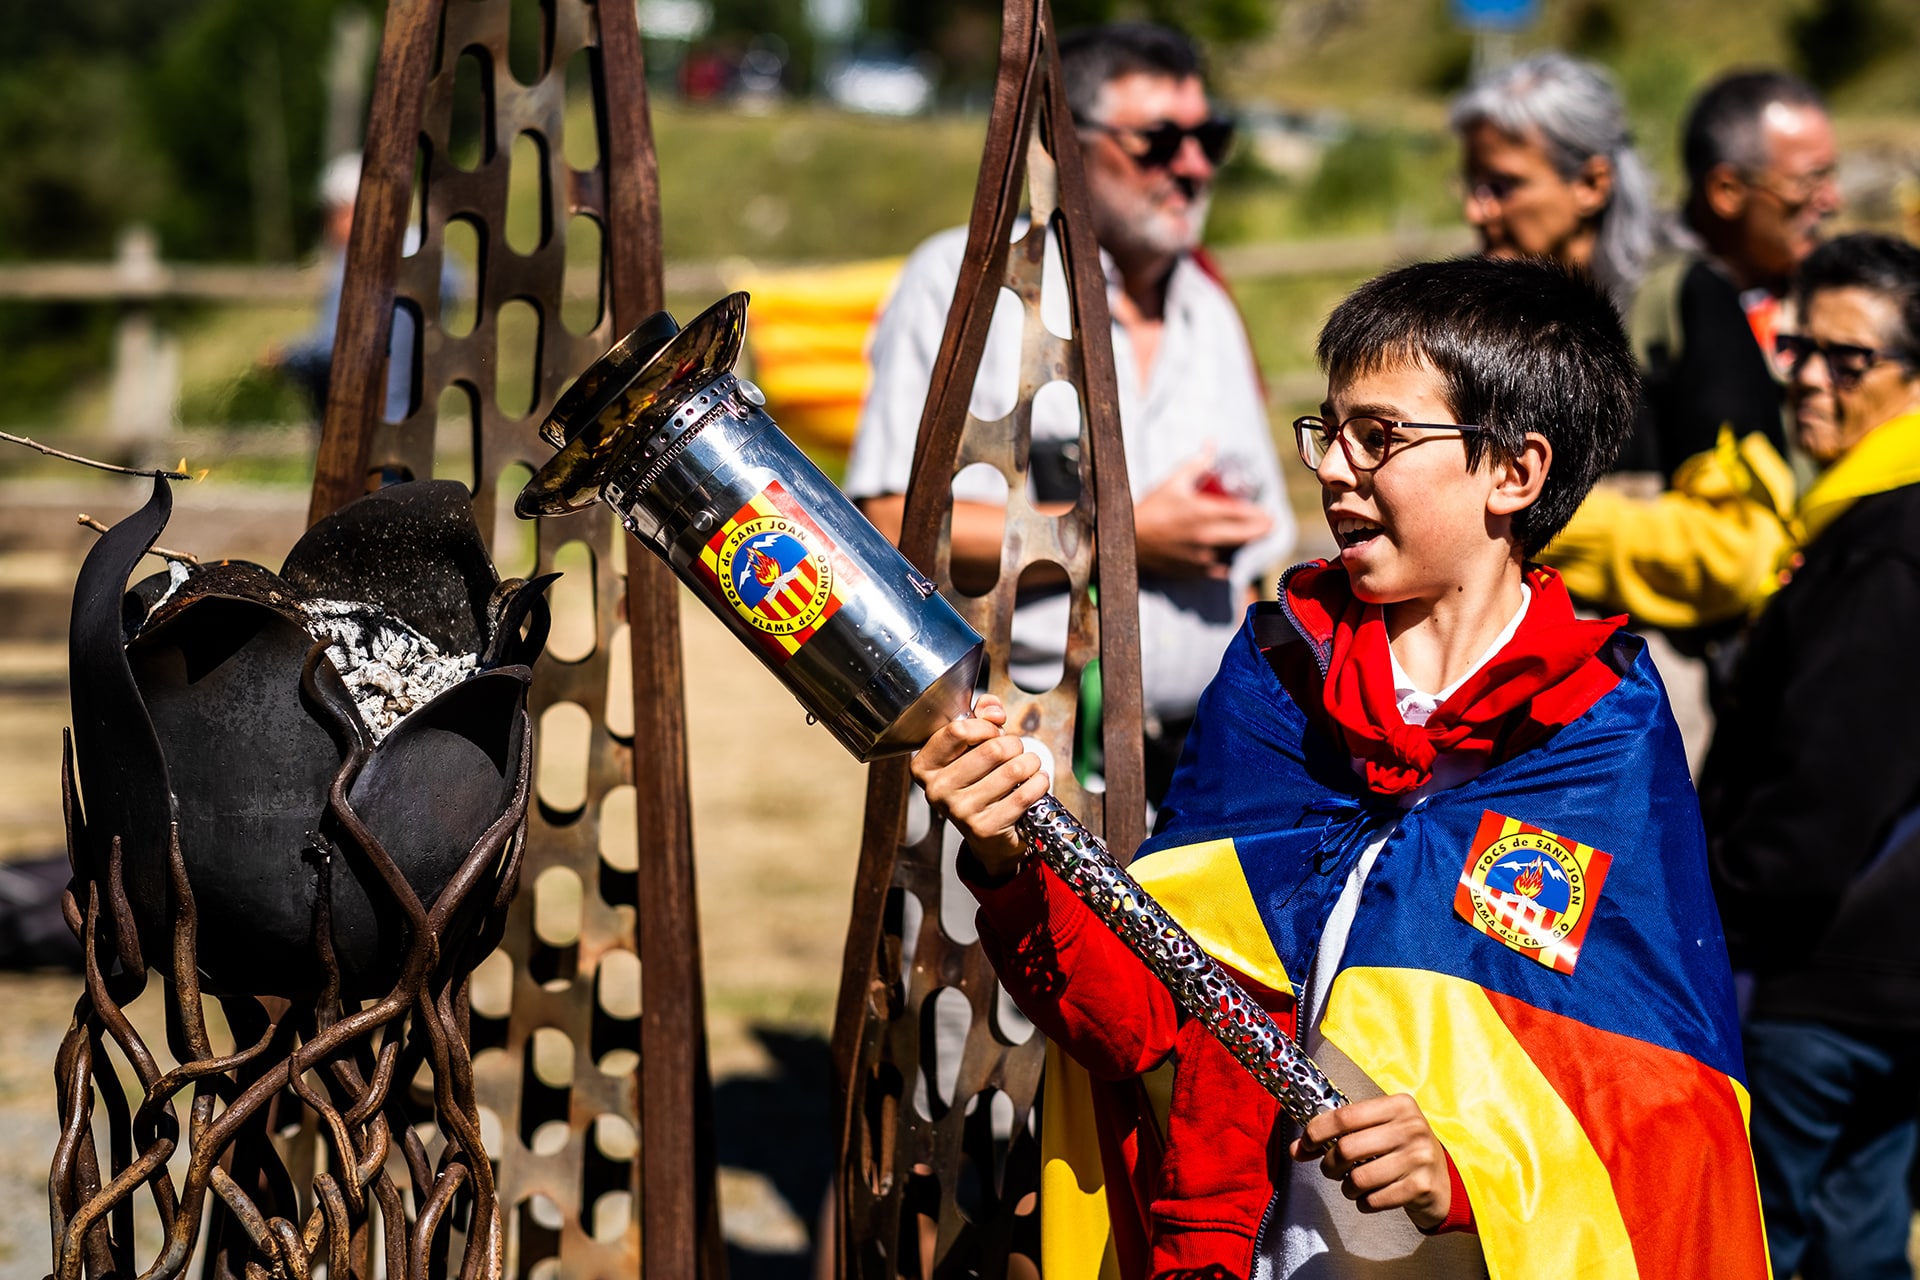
xmin=1450 ymin=52 xmax=1666 ymax=311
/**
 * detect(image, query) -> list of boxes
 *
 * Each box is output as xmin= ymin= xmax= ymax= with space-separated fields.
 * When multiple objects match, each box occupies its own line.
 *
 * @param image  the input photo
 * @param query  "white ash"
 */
xmin=151 ymin=559 xmax=192 ymax=612
xmin=300 ymin=599 xmax=478 ymax=741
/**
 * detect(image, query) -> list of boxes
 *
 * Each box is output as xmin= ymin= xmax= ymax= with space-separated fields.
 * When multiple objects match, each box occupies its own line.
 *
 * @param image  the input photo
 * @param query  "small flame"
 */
xmin=751 ymin=548 xmax=782 ymax=587
xmin=1511 ymin=858 xmax=1545 ymax=899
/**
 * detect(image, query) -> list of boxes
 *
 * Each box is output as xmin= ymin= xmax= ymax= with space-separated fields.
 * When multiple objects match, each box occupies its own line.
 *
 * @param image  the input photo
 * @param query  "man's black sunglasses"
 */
xmin=1076 ymin=115 xmax=1236 ymax=169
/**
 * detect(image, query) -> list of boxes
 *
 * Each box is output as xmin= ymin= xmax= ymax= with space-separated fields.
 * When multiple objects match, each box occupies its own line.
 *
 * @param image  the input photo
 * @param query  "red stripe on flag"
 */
xmin=1484 ymin=990 xmax=1768 ymax=1278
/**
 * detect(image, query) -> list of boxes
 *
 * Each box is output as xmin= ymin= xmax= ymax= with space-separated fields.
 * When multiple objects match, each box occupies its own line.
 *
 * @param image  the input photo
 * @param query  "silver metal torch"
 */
xmin=518 ymin=295 xmax=1346 ymax=1125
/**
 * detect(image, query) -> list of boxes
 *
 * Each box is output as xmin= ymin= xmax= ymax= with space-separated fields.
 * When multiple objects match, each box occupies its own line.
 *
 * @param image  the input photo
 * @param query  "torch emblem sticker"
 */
xmin=1453 ymin=810 xmax=1613 ymax=975
xmin=695 ymin=482 xmax=854 ymax=661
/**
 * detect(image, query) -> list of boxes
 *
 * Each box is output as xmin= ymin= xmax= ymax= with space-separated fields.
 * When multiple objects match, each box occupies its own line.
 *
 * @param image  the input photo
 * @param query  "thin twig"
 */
xmin=76 ymin=515 xmax=201 ymax=566
xmin=1 ymin=430 xmax=192 ymax=480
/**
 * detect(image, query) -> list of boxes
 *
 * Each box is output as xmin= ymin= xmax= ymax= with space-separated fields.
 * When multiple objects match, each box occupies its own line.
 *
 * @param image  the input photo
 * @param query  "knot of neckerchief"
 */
xmin=1317 ymin=567 xmax=1625 ymax=798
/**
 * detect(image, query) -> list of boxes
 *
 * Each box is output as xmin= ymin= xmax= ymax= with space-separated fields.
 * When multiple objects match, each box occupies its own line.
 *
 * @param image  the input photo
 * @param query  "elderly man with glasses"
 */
xmin=1629 ymin=68 xmax=1840 ymax=480
xmin=844 ymin=21 xmax=1293 ymax=809
xmin=1540 ymin=71 xmax=1840 ymax=756
xmin=1694 ymin=232 xmax=1920 ymax=1280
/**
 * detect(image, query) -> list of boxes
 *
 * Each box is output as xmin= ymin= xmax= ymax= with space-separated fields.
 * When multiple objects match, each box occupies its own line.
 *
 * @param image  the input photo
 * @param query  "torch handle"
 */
xmin=1014 ymin=792 xmax=1348 ymax=1127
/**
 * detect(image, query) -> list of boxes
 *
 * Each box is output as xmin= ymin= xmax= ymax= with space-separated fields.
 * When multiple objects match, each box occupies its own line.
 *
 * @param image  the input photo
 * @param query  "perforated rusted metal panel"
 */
xmin=310 ymin=1 xmax=721 ymax=1276
xmin=830 ymin=1 xmax=1146 ymax=1272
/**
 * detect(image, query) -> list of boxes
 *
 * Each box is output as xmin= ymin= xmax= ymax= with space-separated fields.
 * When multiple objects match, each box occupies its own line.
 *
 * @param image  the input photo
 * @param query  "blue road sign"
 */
xmin=1452 ymin=0 xmax=1538 ymax=30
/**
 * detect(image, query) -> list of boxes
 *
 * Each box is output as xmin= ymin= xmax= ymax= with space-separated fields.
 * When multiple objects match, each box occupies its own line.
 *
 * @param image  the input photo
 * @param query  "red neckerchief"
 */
xmin=1280 ymin=563 xmax=1626 ymax=797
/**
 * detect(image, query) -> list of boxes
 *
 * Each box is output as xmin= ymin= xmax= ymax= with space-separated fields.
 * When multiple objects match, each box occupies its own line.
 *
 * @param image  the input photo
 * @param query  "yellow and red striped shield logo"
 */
xmin=1454 ymin=809 xmax=1613 ymax=975
xmin=693 ymin=481 xmax=855 ymax=661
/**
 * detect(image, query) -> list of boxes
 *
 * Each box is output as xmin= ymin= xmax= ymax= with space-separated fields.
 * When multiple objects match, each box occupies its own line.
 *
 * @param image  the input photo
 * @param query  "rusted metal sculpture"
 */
xmin=295 ymin=0 xmax=712 ymax=1275
xmin=829 ymin=0 xmax=1147 ymax=1272
xmin=53 ymin=479 xmax=544 ymax=1280
xmin=46 ymin=0 xmax=714 ymax=1274
xmin=308 ymin=0 xmax=719 ymax=1270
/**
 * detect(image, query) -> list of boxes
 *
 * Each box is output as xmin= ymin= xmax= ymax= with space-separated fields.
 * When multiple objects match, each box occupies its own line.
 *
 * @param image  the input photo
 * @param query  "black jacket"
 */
xmin=1699 ymin=480 xmax=1920 ymax=1030
xmin=1619 ymin=255 xmax=1788 ymax=479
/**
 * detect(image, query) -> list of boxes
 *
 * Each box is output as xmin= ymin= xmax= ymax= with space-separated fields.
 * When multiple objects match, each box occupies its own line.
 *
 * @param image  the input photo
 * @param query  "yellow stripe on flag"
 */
xmin=1038 ymin=837 xmax=1289 ymax=1276
xmin=1322 ymin=967 xmax=1637 ymax=1280
xmin=1131 ymin=839 xmax=1294 ymax=996
xmin=1039 ymin=1046 xmax=1122 ymax=1280
xmin=1731 ymin=1077 xmax=1775 ymax=1277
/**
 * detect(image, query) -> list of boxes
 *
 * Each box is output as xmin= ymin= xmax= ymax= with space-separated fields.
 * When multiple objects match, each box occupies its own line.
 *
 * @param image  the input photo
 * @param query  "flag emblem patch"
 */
xmin=1454 ymin=809 xmax=1613 ymax=975
xmin=693 ymin=482 xmax=854 ymax=660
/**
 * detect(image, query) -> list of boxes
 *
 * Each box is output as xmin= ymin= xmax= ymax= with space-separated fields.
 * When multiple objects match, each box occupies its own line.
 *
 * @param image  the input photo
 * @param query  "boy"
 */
xmin=914 ymin=258 xmax=1767 ymax=1278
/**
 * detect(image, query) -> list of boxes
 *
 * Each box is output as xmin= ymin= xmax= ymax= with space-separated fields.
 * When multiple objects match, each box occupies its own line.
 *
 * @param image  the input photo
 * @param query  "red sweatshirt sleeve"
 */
xmin=963 ymin=852 xmax=1184 ymax=1081
xmin=1420 ymin=1150 xmax=1477 ymax=1236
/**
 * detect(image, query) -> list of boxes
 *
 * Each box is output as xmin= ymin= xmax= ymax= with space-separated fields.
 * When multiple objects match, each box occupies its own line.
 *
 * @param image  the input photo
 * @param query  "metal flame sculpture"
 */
xmin=51 ymin=480 xmax=544 ymax=1280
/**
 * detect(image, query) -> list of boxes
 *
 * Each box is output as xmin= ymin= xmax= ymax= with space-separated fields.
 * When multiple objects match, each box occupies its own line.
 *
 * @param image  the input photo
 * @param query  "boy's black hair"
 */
xmin=1316 ymin=256 xmax=1638 ymax=557
xmin=1794 ymin=232 xmax=1920 ymax=365
xmin=1059 ymin=23 xmax=1204 ymax=122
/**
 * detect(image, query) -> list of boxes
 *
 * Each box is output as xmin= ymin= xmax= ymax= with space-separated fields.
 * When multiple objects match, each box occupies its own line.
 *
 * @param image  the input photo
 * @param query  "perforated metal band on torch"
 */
xmin=1015 ymin=794 xmax=1348 ymax=1127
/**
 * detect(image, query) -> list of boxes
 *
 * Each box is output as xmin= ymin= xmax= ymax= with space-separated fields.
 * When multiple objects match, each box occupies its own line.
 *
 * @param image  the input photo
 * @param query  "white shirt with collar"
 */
xmin=843 ymin=222 xmax=1295 ymax=723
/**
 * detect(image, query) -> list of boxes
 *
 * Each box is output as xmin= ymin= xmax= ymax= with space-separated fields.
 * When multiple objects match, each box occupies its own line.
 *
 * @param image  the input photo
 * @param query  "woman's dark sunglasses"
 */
xmin=1772 ymin=332 xmax=1905 ymax=391
xmin=1077 ymin=116 xmax=1236 ymax=169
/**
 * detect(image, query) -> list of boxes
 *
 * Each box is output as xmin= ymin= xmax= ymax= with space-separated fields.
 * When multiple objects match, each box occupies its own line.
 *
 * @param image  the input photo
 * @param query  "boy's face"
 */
xmin=1316 ymin=361 xmax=1521 ymax=605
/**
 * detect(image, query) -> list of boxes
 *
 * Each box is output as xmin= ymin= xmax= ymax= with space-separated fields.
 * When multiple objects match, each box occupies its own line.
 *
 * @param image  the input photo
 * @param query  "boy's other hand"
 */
xmin=1289 ymin=1093 xmax=1452 ymax=1230
xmin=1134 ymin=450 xmax=1273 ymax=581
xmin=910 ymin=695 xmax=1051 ymax=880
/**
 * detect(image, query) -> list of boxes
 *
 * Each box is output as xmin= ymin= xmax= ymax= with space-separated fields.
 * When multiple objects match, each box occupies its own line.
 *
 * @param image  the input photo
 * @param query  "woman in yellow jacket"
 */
xmin=1544 ymin=397 xmax=1920 ymax=628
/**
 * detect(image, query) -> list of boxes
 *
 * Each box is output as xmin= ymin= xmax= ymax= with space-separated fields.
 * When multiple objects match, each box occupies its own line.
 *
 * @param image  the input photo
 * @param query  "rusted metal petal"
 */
xmin=67 ymin=477 xmax=177 ymax=953
xmin=336 ymin=667 xmax=532 ymax=994
xmin=125 ymin=595 xmax=350 ymax=995
xmin=281 ymin=480 xmax=498 ymax=657
xmin=139 ymin=560 xmax=307 ymax=635
xmin=482 ymin=573 xmax=558 ymax=669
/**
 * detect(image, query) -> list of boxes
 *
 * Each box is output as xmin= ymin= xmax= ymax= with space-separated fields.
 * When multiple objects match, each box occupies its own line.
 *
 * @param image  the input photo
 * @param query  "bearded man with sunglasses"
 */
xmin=1698 ymin=232 xmax=1920 ymax=1280
xmin=845 ymin=21 xmax=1292 ymax=808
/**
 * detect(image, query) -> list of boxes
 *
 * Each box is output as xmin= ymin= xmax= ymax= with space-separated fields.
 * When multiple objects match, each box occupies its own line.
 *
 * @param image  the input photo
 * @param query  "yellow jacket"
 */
xmin=1544 ymin=409 xmax=1920 ymax=628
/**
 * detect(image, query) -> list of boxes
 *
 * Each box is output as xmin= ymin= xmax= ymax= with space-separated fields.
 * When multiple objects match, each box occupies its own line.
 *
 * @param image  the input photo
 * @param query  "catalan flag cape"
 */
xmin=1039 ymin=606 xmax=1769 ymax=1279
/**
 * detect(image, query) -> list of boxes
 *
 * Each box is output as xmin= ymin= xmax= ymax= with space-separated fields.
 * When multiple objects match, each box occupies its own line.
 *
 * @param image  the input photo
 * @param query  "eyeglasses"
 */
xmin=1292 ymin=415 xmax=1490 ymax=473
xmin=1743 ymin=166 xmax=1838 ymax=215
xmin=1077 ymin=115 xmax=1235 ymax=169
xmin=1460 ymin=173 xmax=1527 ymax=206
xmin=1773 ymin=333 xmax=1906 ymax=391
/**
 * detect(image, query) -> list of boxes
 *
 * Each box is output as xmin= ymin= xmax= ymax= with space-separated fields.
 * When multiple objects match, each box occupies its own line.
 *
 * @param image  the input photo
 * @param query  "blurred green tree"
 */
xmin=1790 ymin=0 xmax=1914 ymax=92
xmin=866 ymin=0 xmax=1273 ymax=94
xmin=0 ymin=0 xmax=377 ymax=426
xmin=144 ymin=0 xmax=383 ymax=261
xmin=0 ymin=0 xmax=378 ymax=264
